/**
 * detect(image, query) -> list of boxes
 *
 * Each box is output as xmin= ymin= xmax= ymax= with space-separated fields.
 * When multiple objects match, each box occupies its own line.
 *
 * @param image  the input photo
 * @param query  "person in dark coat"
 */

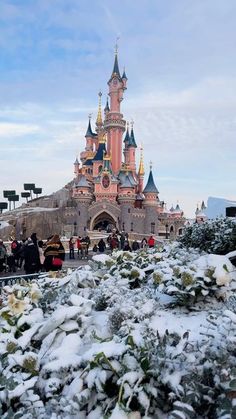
xmin=44 ymin=234 xmax=65 ymax=271
xmin=98 ymin=238 xmax=106 ymax=253
xmin=132 ymin=240 xmax=140 ymax=252
xmin=123 ymin=241 xmax=131 ymax=252
xmin=24 ymin=238 xmax=41 ymax=274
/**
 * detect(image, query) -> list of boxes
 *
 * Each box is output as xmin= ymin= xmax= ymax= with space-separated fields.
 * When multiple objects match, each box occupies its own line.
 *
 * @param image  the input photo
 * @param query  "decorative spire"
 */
xmin=201 ymin=200 xmax=206 ymax=210
xmin=138 ymin=146 xmax=145 ymax=176
xmin=143 ymin=165 xmax=159 ymax=194
xmin=128 ymin=120 xmax=137 ymax=148
xmin=74 ymin=157 xmax=79 ymax=165
xmin=122 ymin=67 xmax=127 ymax=80
xmin=110 ymin=41 xmax=121 ymax=80
xmin=104 ymin=97 xmax=110 ymax=113
xmin=124 ymin=122 xmax=130 ymax=144
xmin=85 ymin=114 xmax=95 ymax=137
xmin=96 ymin=91 xmax=103 ymax=126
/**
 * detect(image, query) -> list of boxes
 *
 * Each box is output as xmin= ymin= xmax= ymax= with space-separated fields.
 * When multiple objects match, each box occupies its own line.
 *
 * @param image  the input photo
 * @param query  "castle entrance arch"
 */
xmin=91 ymin=211 xmax=117 ymax=232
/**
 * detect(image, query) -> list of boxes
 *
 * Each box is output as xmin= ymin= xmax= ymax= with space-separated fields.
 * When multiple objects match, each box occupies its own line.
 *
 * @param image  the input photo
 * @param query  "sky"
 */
xmin=0 ymin=0 xmax=235 ymax=217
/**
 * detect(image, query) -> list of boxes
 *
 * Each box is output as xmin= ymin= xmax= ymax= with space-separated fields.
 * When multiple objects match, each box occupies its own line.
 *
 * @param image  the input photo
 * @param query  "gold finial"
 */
xmin=138 ymin=145 xmax=145 ymax=176
xmin=96 ymin=91 xmax=103 ymax=126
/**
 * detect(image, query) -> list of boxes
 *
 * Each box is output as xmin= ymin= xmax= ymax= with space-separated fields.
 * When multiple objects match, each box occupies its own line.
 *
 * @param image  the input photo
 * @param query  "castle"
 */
xmin=70 ymin=48 xmax=185 ymax=238
xmin=0 ymin=48 xmax=186 ymax=241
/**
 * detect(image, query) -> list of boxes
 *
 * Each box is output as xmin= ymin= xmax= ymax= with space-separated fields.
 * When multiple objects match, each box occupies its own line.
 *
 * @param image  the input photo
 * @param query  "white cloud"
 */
xmin=0 ymin=122 xmax=40 ymax=138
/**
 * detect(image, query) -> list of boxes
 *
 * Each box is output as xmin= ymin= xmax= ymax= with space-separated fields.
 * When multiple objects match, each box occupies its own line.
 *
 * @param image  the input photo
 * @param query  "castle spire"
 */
xmin=138 ymin=146 xmax=145 ymax=176
xmin=124 ymin=122 xmax=130 ymax=144
xmin=143 ymin=163 xmax=159 ymax=194
xmin=110 ymin=42 xmax=121 ymax=80
xmin=104 ymin=97 xmax=110 ymax=113
xmin=96 ymin=91 xmax=103 ymax=127
xmin=85 ymin=114 xmax=95 ymax=137
xmin=128 ymin=121 xmax=137 ymax=148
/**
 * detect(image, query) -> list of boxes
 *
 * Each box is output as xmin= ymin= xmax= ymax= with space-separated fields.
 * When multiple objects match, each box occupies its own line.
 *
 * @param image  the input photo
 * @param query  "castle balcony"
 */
xmin=104 ymin=118 xmax=126 ymax=131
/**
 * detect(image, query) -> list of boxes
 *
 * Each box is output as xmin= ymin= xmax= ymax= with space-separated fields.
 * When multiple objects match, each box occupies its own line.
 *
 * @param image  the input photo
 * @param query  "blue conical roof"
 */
xmin=128 ymin=127 xmax=137 ymax=148
xmin=143 ymin=169 xmax=159 ymax=194
xmin=122 ymin=69 xmax=127 ymax=80
xmin=104 ymin=97 xmax=110 ymax=112
xmin=123 ymin=126 xmax=130 ymax=143
xmin=93 ymin=142 xmax=106 ymax=161
xmin=85 ymin=119 xmax=95 ymax=137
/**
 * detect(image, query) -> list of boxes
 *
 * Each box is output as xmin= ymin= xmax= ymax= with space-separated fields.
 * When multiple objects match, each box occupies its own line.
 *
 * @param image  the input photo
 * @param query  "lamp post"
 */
xmin=165 ymin=224 xmax=168 ymax=239
xmin=73 ymin=221 xmax=77 ymax=236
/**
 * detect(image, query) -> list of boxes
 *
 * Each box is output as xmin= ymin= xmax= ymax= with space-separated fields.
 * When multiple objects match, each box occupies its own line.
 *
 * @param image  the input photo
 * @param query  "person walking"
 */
xmin=148 ymin=235 xmax=155 ymax=248
xmin=69 ymin=237 xmax=75 ymax=259
xmin=77 ymin=236 xmax=82 ymax=258
xmin=44 ymin=234 xmax=65 ymax=272
xmin=141 ymin=238 xmax=148 ymax=249
xmin=98 ymin=238 xmax=106 ymax=253
xmin=0 ymin=240 xmax=7 ymax=273
xmin=132 ymin=240 xmax=140 ymax=252
xmin=24 ymin=238 xmax=41 ymax=274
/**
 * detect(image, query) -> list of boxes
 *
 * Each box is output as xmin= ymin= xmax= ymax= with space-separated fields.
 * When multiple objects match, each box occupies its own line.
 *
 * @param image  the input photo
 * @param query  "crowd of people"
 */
xmin=0 ymin=230 xmax=156 ymax=275
xmin=0 ymin=233 xmax=65 ymax=275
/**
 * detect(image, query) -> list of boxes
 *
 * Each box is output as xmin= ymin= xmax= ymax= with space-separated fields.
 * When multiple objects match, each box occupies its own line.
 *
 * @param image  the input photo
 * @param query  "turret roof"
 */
xmin=111 ymin=53 xmax=121 ymax=78
xmin=104 ymin=97 xmax=110 ymax=112
xmin=123 ymin=126 xmax=130 ymax=143
xmin=84 ymin=158 xmax=93 ymax=166
xmin=93 ymin=142 xmax=106 ymax=161
xmin=74 ymin=157 xmax=79 ymax=165
xmin=120 ymin=174 xmax=133 ymax=188
xmin=85 ymin=118 xmax=96 ymax=137
xmin=76 ymin=175 xmax=90 ymax=188
xmin=122 ymin=69 xmax=127 ymax=80
xmin=143 ymin=169 xmax=159 ymax=194
xmin=128 ymin=127 xmax=137 ymax=148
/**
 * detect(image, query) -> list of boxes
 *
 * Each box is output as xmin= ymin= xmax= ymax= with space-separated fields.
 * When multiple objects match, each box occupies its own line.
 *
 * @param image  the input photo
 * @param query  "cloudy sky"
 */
xmin=0 ymin=0 xmax=235 ymax=217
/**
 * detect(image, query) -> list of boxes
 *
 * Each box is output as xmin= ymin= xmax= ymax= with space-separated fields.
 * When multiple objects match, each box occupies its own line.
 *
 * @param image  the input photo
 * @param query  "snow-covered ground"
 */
xmin=0 ymin=244 xmax=236 ymax=418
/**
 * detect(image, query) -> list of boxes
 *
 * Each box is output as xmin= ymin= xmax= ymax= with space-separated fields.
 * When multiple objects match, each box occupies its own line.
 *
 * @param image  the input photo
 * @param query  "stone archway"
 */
xmin=91 ymin=211 xmax=117 ymax=232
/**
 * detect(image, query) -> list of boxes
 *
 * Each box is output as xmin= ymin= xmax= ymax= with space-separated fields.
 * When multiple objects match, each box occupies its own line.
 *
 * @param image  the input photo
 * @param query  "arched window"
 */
xmin=170 ymin=225 xmax=174 ymax=232
xmin=131 ymin=222 xmax=133 ymax=231
xmin=128 ymin=208 xmax=131 ymax=213
xmin=178 ymin=228 xmax=183 ymax=235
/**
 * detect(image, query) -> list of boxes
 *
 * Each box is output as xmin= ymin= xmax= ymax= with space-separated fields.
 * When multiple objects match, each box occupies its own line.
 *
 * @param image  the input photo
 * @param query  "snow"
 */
xmin=1 ymin=239 xmax=236 ymax=418
xmin=0 ymin=220 xmax=9 ymax=229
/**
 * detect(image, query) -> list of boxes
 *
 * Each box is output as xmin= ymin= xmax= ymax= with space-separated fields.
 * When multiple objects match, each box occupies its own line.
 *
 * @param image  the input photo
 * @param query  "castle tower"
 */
xmin=127 ymin=122 xmax=137 ymax=172
xmin=143 ymin=163 xmax=159 ymax=234
xmin=138 ymin=146 xmax=145 ymax=193
xmin=74 ymin=157 xmax=79 ymax=176
xmin=123 ymin=123 xmax=130 ymax=166
xmin=104 ymin=45 xmax=126 ymax=174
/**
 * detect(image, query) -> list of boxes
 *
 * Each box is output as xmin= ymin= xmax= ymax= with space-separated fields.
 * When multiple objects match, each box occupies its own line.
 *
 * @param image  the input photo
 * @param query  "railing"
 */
xmin=0 ymin=273 xmax=41 ymax=291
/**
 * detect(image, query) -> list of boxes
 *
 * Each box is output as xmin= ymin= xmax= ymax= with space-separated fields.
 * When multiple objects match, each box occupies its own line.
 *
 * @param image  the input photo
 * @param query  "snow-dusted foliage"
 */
xmin=179 ymin=217 xmax=236 ymax=254
xmin=1 ymin=245 xmax=236 ymax=418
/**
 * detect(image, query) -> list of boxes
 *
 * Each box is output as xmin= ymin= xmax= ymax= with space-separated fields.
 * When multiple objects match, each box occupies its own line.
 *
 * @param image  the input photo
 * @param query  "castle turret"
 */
xmin=74 ymin=157 xmax=79 ymax=176
xmin=104 ymin=45 xmax=126 ymax=174
xmin=123 ymin=123 xmax=130 ymax=166
xmin=127 ymin=122 xmax=137 ymax=172
xmin=93 ymin=135 xmax=106 ymax=177
xmin=138 ymin=146 xmax=145 ymax=193
xmin=143 ymin=164 xmax=159 ymax=234
xmin=122 ymin=67 xmax=128 ymax=89
xmin=72 ymin=175 xmax=93 ymax=235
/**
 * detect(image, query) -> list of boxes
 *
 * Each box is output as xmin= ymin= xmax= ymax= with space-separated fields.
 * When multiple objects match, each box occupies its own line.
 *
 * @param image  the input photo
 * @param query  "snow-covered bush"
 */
xmin=0 ymin=244 xmax=236 ymax=418
xmin=179 ymin=218 xmax=236 ymax=254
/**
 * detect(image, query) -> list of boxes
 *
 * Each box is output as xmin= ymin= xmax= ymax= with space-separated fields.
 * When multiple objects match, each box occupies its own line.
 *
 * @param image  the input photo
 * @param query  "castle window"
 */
xmin=78 ymin=211 xmax=80 ymax=216
xmin=122 ymin=222 xmax=125 ymax=231
xmin=131 ymin=222 xmax=133 ymax=231
xmin=170 ymin=226 xmax=174 ymax=232
xmin=178 ymin=228 xmax=183 ymax=235
xmin=128 ymin=208 xmax=131 ymax=213
xmin=151 ymin=222 xmax=155 ymax=234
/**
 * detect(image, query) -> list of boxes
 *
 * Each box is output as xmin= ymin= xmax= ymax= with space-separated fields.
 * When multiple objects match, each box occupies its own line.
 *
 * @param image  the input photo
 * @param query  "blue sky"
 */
xmin=0 ymin=0 xmax=235 ymax=217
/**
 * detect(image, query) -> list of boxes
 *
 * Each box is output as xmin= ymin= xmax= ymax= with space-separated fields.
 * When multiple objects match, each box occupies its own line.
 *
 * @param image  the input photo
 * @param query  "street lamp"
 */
xmin=165 ymin=224 xmax=168 ymax=239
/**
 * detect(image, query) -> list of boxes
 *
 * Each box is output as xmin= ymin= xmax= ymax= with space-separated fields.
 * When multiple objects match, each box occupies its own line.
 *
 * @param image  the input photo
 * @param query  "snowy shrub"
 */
xmin=180 ymin=218 xmax=236 ymax=254
xmin=0 ymin=244 xmax=236 ymax=418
